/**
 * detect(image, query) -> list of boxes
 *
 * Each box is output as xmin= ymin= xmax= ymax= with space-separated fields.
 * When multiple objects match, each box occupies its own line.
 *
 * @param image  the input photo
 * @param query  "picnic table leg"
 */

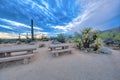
xmin=69 ymin=50 xmax=72 ymax=54
xmin=56 ymin=53 xmax=59 ymax=56
xmin=0 ymin=53 xmax=5 ymax=58
xmin=6 ymin=52 xmax=11 ymax=57
xmin=50 ymin=48 xmax=52 ymax=51
xmin=27 ymin=50 xmax=33 ymax=54
xmin=62 ymin=47 xmax=64 ymax=49
xmin=23 ymin=58 xmax=29 ymax=64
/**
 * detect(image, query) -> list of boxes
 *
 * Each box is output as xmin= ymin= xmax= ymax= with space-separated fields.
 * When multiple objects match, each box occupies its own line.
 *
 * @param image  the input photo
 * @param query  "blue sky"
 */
xmin=0 ymin=0 xmax=120 ymax=37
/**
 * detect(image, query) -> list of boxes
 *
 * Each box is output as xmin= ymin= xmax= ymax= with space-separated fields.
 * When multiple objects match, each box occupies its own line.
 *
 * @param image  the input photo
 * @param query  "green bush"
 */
xmin=73 ymin=37 xmax=82 ymax=48
xmin=114 ymin=33 xmax=120 ymax=41
xmin=56 ymin=34 xmax=66 ymax=43
xmin=94 ymin=38 xmax=103 ymax=51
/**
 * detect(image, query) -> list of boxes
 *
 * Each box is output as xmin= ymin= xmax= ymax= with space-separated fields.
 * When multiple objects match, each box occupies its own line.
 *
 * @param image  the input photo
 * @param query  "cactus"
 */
xmin=31 ymin=19 xmax=34 ymax=40
xmin=82 ymin=28 xmax=91 ymax=48
xmin=73 ymin=28 xmax=103 ymax=52
xmin=73 ymin=37 xmax=82 ymax=48
xmin=94 ymin=38 xmax=103 ymax=51
xmin=92 ymin=30 xmax=99 ymax=41
xmin=18 ymin=33 xmax=21 ymax=40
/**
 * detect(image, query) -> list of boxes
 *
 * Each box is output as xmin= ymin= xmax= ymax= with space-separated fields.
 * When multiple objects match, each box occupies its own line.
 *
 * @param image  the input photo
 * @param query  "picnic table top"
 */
xmin=49 ymin=43 xmax=71 ymax=47
xmin=0 ymin=45 xmax=37 ymax=53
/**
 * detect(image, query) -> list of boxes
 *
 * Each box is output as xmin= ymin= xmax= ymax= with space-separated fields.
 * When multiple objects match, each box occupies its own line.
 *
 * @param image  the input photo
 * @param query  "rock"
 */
xmin=29 ymin=41 xmax=35 ymax=45
xmin=98 ymin=47 xmax=112 ymax=54
xmin=39 ymin=44 xmax=45 ymax=48
xmin=16 ymin=41 xmax=21 ymax=44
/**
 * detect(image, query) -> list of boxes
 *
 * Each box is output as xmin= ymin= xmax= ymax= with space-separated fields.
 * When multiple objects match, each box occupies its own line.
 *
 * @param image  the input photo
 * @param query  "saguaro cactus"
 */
xmin=31 ymin=19 xmax=34 ymax=40
xmin=18 ymin=33 xmax=21 ymax=40
xmin=26 ymin=32 xmax=29 ymax=39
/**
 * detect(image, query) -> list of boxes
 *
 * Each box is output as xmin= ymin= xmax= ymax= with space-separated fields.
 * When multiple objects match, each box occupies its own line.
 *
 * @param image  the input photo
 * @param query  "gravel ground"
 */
xmin=0 ymin=42 xmax=120 ymax=80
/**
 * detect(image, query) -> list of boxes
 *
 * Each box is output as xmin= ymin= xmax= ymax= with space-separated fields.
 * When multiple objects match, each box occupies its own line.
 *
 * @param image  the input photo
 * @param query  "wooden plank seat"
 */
xmin=0 ymin=54 xmax=34 ymax=64
xmin=51 ymin=49 xmax=72 ymax=56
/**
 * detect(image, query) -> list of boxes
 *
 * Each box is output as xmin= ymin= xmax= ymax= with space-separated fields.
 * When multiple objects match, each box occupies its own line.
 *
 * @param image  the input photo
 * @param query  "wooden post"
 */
xmin=31 ymin=19 xmax=34 ymax=40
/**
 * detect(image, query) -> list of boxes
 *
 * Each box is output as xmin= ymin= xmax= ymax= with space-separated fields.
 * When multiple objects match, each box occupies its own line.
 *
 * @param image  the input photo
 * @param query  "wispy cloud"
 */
xmin=0 ymin=0 xmax=119 ymax=37
xmin=0 ymin=18 xmax=43 ymax=30
xmin=0 ymin=32 xmax=18 ymax=39
xmin=0 ymin=24 xmax=13 ymax=30
xmin=51 ymin=0 xmax=100 ymax=32
xmin=52 ymin=0 xmax=120 ymax=33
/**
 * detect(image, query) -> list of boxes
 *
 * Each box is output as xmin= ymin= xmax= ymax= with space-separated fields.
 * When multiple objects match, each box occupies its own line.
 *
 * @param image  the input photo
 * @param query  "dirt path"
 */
xmin=0 ymin=42 xmax=120 ymax=80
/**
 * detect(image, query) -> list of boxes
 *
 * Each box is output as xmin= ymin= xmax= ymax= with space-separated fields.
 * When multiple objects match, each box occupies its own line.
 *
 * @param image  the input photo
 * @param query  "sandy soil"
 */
xmin=0 ymin=41 xmax=120 ymax=80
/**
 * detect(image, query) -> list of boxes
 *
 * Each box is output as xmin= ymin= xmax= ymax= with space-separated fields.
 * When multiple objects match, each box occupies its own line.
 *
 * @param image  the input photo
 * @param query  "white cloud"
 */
xmin=52 ymin=0 xmax=120 ymax=33
xmin=51 ymin=0 xmax=100 ymax=32
xmin=0 ymin=24 xmax=13 ymax=30
xmin=0 ymin=32 xmax=18 ymax=39
xmin=41 ymin=0 xmax=49 ymax=9
xmin=23 ymin=0 xmax=55 ymax=19
xmin=0 ymin=18 xmax=43 ymax=30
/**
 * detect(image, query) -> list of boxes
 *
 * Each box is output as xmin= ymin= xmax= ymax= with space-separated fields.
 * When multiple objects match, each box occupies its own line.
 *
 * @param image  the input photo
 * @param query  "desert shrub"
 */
xmin=73 ymin=37 xmax=82 ymax=48
xmin=114 ymin=33 xmax=120 ymax=41
xmin=92 ymin=30 xmax=99 ymax=41
xmin=20 ymin=39 xmax=30 ymax=43
xmin=94 ymin=38 xmax=103 ymax=51
xmin=100 ymin=31 xmax=111 ymax=39
xmin=16 ymin=41 xmax=21 ymax=44
xmin=82 ymin=28 xmax=91 ymax=48
xmin=56 ymin=34 xmax=66 ymax=43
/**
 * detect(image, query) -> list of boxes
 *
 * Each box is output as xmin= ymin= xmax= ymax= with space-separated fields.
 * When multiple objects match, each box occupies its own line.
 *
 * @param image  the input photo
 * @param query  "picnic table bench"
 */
xmin=49 ymin=44 xmax=72 ymax=56
xmin=0 ymin=45 xmax=37 ymax=64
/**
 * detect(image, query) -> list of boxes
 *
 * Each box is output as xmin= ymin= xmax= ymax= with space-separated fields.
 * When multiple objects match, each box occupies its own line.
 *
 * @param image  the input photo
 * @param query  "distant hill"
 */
xmin=104 ymin=26 xmax=120 ymax=32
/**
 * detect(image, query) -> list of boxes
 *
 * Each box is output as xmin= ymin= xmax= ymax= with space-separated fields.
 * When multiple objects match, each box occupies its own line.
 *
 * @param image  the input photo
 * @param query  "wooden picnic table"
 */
xmin=49 ymin=43 xmax=71 ymax=51
xmin=0 ymin=45 xmax=37 ymax=64
xmin=0 ymin=45 xmax=36 ymax=56
xmin=49 ymin=43 xmax=72 ymax=56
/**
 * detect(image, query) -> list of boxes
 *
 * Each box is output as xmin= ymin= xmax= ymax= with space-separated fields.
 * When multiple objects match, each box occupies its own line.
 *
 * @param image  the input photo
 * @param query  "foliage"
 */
xmin=100 ymin=31 xmax=110 ymax=39
xmin=73 ymin=37 xmax=82 ymax=48
xmin=20 ymin=39 xmax=30 ymax=43
xmin=16 ymin=41 xmax=21 ymax=44
xmin=100 ymin=31 xmax=120 ymax=41
xmin=94 ymin=38 xmax=103 ymax=51
xmin=114 ymin=33 xmax=120 ymax=41
xmin=82 ymin=28 xmax=91 ymax=48
xmin=92 ymin=30 xmax=99 ymax=41
xmin=73 ymin=27 xmax=103 ymax=51
xmin=56 ymin=34 xmax=66 ymax=43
